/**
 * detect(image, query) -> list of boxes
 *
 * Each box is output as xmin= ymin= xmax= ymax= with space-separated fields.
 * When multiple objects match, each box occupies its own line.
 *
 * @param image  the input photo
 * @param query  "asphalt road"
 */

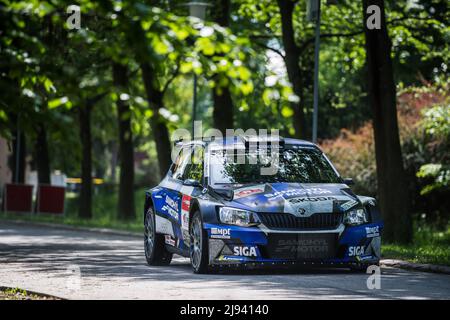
xmin=0 ymin=221 xmax=449 ymax=300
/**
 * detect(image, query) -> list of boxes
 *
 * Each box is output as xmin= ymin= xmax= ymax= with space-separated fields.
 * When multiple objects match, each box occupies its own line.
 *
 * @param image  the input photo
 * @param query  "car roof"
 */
xmin=176 ymin=136 xmax=319 ymax=149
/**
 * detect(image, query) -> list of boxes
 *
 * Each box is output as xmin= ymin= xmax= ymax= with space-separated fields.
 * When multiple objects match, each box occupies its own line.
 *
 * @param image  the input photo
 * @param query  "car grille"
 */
xmin=265 ymin=233 xmax=338 ymax=260
xmin=258 ymin=212 xmax=343 ymax=230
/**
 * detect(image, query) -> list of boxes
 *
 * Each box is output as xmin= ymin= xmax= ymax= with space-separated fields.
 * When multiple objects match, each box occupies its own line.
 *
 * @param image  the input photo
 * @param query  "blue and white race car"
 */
xmin=144 ymin=136 xmax=383 ymax=273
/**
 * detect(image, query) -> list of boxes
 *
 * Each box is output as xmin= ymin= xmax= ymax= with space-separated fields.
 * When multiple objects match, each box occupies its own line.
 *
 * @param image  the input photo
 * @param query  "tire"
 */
xmin=144 ymin=206 xmax=172 ymax=266
xmin=350 ymin=263 xmax=371 ymax=273
xmin=189 ymin=211 xmax=209 ymax=274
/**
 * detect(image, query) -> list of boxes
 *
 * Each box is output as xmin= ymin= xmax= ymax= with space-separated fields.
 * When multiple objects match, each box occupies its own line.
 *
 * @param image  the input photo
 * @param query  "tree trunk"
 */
xmin=113 ymin=63 xmax=135 ymax=220
xmin=141 ymin=62 xmax=172 ymax=178
xmin=213 ymin=87 xmax=234 ymax=135
xmin=363 ymin=0 xmax=412 ymax=243
xmin=34 ymin=124 xmax=51 ymax=184
xmin=277 ymin=0 xmax=306 ymax=139
xmin=212 ymin=0 xmax=234 ymax=134
xmin=78 ymin=102 xmax=93 ymax=219
xmin=11 ymin=129 xmax=26 ymax=184
xmin=110 ymin=141 xmax=118 ymax=183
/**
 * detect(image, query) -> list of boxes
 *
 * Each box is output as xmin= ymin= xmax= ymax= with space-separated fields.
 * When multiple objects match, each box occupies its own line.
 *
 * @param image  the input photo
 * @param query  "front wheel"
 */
xmin=144 ymin=207 xmax=172 ymax=266
xmin=189 ymin=211 xmax=209 ymax=274
xmin=350 ymin=262 xmax=379 ymax=273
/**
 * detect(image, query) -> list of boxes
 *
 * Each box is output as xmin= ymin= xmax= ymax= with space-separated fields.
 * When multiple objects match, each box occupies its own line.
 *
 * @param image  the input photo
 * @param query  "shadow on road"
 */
xmin=1 ymin=222 xmax=449 ymax=299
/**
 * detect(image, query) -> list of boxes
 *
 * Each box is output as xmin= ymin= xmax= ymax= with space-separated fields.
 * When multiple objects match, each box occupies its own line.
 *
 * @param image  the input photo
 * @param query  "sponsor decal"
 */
xmin=182 ymin=195 xmax=191 ymax=211
xmin=275 ymin=239 xmax=330 ymax=257
xmin=348 ymin=246 xmax=365 ymax=257
xmin=358 ymin=255 xmax=375 ymax=261
xmin=181 ymin=213 xmax=189 ymax=229
xmin=218 ymin=255 xmax=243 ymax=261
xmin=165 ymin=235 xmax=176 ymax=246
xmin=286 ymin=196 xmax=336 ymax=217
xmin=165 ymin=195 xmax=178 ymax=211
xmin=275 ymin=239 xmax=330 ymax=254
xmin=211 ymin=227 xmax=231 ymax=239
xmin=365 ymin=226 xmax=380 ymax=238
xmin=181 ymin=212 xmax=189 ymax=230
xmin=265 ymin=188 xmax=332 ymax=200
xmin=297 ymin=239 xmax=328 ymax=246
xmin=340 ymin=199 xmax=359 ymax=211
xmin=233 ymin=246 xmax=257 ymax=257
xmin=182 ymin=230 xmax=190 ymax=245
xmin=162 ymin=205 xmax=179 ymax=220
xmin=289 ymin=196 xmax=336 ymax=204
xmin=233 ymin=185 xmax=265 ymax=199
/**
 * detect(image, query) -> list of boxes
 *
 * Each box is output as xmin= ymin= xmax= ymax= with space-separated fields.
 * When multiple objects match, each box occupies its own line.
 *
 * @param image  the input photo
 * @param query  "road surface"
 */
xmin=0 ymin=221 xmax=449 ymax=299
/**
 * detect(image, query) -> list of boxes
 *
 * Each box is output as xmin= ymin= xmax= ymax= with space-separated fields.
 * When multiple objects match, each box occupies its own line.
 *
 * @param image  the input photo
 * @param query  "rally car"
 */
xmin=143 ymin=136 xmax=383 ymax=273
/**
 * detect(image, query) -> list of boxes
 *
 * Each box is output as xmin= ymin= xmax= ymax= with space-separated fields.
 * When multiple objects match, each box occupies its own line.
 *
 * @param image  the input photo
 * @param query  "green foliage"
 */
xmin=417 ymin=164 xmax=449 ymax=195
xmin=382 ymin=221 xmax=450 ymax=266
xmin=1 ymin=0 xmax=449 ymax=236
xmin=415 ymin=103 xmax=450 ymax=195
xmin=322 ymin=80 xmax=450 ymax=226
xmin=421 ymin=104 xmax=450 ymax=138
xmin=321 ymin=124 xmax=377 ymax=196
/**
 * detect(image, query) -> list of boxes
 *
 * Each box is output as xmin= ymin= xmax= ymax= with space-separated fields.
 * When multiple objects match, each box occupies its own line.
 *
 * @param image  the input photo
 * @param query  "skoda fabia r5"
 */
xmin=143 ymin=136 xmax=383 ymax=273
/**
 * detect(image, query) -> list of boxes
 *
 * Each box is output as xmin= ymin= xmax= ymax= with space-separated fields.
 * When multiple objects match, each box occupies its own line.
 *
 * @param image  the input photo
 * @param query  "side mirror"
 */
xmin=183 ymin=179 xmax=202 ymax=188
xmin=343 ymin=178 xmax=354 ymax=186
xmin=208 ymin=186 xmax=234 ymax=200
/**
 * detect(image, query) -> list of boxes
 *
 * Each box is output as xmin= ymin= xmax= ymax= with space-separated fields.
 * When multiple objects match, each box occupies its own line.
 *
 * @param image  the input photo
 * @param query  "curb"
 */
xmin=1 ymin=219 xmax=141 ymax=238
xmin=380 ymin=259 xmax=450 ymax=275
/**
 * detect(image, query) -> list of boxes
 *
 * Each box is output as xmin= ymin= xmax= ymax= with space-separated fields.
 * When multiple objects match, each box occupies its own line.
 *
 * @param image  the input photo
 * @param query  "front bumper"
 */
xmin=205 ymin=222 xmax=383 ymax=267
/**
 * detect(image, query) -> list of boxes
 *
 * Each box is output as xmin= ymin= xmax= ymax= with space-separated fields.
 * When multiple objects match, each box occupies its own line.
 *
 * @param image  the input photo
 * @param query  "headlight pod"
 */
xmin=344 ymin=208 xmax=368 ymax=226
xmin=219 ymin=207 xmax=259 ymax=227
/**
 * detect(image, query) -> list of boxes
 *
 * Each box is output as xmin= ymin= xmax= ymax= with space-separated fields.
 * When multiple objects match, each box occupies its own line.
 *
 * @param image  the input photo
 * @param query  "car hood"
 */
xmin=223 ymin=182 xmax=361 ymax=216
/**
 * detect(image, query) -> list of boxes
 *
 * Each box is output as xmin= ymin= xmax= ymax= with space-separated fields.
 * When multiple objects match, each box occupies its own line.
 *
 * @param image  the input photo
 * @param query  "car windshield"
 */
xmin=210 ymin=147 xmax=341 ymax=185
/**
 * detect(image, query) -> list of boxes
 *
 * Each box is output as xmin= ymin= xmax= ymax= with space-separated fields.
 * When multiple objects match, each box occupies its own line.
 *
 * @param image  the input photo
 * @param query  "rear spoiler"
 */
xmin=242 ymin=135 xmax=285 ymax=149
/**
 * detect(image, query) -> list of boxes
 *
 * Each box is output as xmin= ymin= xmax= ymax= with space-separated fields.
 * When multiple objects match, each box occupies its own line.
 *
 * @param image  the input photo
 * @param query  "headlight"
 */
xmin=344 ymin=208 xmax=368 ymax=226
xmin=219 ymin=207 xmax=259 ymax=227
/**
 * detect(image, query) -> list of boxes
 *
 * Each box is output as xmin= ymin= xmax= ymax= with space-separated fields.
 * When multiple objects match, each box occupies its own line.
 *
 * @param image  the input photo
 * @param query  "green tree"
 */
xmin=363 ymin=0 xmax=412 ymax=243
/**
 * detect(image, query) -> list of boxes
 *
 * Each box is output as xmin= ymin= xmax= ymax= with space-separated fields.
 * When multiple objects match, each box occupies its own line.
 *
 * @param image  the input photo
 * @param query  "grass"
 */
xmin=0 ymin=287 xmax=60 ymax=300
xmin=382 ymin=222 xmax=450 ymax=266
xmin=0 ymin=185 xmax=147 ymax=233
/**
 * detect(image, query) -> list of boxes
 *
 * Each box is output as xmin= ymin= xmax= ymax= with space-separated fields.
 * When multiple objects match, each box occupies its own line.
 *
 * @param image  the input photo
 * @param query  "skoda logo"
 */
xmin=297 ymin=208 xmax=306 ymax=215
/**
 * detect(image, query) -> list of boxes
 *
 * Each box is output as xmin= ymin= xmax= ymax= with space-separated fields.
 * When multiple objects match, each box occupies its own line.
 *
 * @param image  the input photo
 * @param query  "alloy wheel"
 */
xmin=144 ymin=209 xmax=155 ymax=258
xmin=190 ymin=217 xmax=202 ymax=270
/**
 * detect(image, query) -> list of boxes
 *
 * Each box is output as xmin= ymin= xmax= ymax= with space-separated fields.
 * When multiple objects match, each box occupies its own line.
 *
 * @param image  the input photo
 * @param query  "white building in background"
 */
xmin=27 ymin=171 xmax=67 ymax=188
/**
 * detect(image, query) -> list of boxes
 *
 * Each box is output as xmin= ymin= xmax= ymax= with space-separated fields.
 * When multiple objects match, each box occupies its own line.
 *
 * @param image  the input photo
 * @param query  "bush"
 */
xmin=320 ymin=123 xmax=376 ymax=197
xmin=320 ymin=81 xmax=450 ymax=227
